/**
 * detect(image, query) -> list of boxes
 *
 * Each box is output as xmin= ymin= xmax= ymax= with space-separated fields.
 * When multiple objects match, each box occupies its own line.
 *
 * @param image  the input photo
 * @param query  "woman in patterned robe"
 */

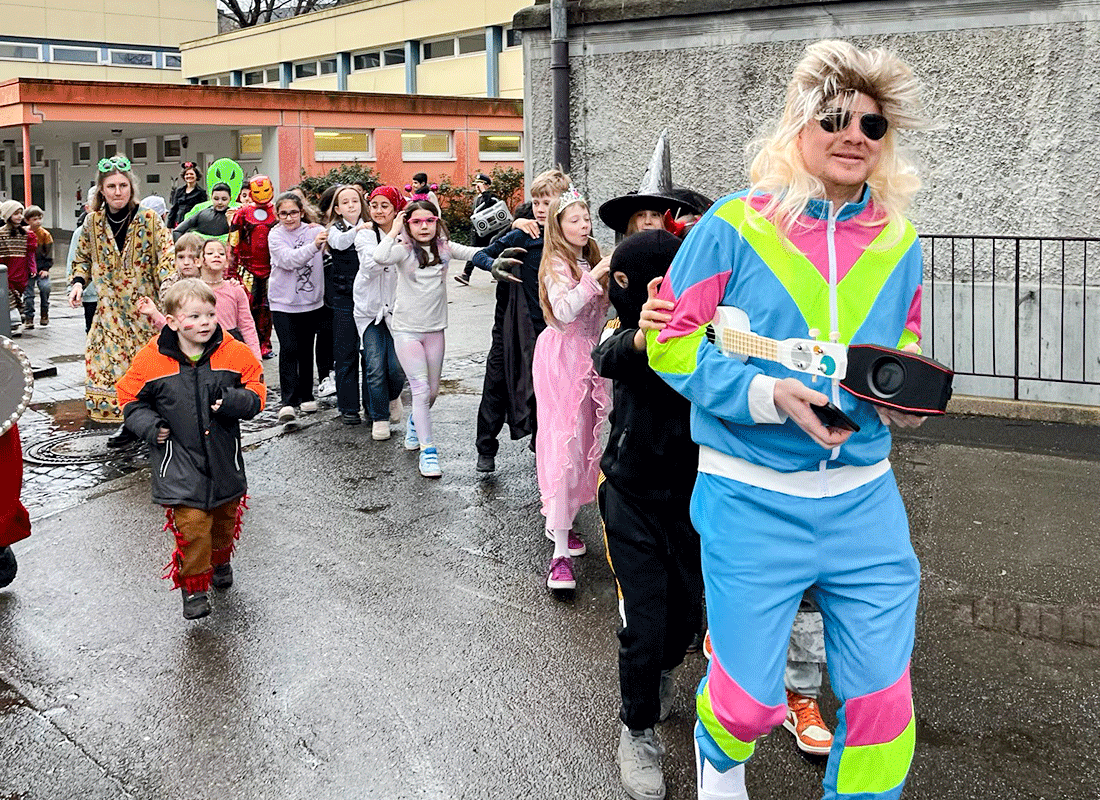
xmin=68 ymin=156 xmax=174 ymax=425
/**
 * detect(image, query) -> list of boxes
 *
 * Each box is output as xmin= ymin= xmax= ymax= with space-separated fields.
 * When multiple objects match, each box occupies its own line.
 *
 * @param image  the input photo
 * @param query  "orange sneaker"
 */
xmin=783 ymin=690 xmax=833 ymax=755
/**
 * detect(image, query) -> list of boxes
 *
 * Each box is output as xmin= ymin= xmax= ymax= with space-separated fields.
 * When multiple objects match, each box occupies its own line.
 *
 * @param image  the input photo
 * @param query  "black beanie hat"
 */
xmin=608 ymin=229 xmax=681 ymax=329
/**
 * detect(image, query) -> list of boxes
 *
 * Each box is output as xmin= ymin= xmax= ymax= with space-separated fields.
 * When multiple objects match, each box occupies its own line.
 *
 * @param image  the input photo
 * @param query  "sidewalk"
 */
xmin=12 ymin=260 xmax=498 ymax=521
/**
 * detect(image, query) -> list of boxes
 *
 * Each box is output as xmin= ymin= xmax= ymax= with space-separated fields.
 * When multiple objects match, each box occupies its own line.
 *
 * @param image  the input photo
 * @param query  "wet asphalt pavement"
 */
xmin=3 ymin=273 xmax=1100 ymax=799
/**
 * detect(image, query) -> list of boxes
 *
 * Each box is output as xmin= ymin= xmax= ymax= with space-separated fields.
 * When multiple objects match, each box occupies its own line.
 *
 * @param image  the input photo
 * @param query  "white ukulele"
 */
xmin=707 ymin=306 xmax=954 ymax=416
xmin=708 ymin=306 xmax=847 ymax=380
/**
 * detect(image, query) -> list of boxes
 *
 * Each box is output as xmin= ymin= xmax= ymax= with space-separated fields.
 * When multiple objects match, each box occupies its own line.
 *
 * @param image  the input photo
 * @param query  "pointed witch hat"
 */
xmin=598 ymin=130 xmax=683 ymax=234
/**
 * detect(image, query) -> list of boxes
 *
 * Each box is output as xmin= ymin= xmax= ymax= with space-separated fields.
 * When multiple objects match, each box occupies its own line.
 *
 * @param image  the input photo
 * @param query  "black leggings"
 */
xmin=272 ymin=308 xmax=323 ymax=407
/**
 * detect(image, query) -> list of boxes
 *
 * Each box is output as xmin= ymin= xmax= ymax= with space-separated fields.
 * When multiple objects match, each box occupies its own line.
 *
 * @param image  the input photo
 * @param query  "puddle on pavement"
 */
xmin=29 ymin=398 xmax=92 ymax=433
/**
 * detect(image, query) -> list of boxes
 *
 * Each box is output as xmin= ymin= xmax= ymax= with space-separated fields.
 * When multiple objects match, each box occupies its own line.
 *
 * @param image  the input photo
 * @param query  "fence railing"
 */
xmin=920 ymin=234 xmax=1100 ymax=406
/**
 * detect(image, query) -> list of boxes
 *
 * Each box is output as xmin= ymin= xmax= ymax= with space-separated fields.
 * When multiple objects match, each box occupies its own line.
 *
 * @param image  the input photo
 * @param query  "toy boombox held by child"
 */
xmin=471 ymin=199 xmax=513 ymax=237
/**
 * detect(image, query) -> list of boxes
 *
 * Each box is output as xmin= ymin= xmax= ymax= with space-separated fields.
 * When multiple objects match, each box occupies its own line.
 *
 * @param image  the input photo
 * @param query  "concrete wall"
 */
xmin=516 ymin=0 xmax=1100 ymax=405
xmin=517 ymin=0 xmax=1100 ymax=242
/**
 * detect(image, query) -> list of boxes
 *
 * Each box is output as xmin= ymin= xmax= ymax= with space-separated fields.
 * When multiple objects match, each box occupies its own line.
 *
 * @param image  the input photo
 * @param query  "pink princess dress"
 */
xmin=532 ymin=256 xmax=611 ymax=530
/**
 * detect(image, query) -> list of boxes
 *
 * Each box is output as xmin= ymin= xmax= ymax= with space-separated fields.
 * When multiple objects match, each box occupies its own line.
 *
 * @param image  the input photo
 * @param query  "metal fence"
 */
xmin=921 ymin=235 xmax=1100 ymax=405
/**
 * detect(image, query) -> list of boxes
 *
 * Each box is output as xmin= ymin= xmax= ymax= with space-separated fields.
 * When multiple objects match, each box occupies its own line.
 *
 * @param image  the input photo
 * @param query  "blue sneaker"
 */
xmin=419 ymin=446 xmax=441 ymax=478
xmin=404 ymin=417 xmax=419 ymax=450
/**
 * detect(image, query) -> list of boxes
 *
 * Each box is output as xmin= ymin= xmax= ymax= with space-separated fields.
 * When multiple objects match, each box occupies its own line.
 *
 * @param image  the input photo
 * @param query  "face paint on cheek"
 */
xmin=182 ymin=323 xmax=196 ymax=331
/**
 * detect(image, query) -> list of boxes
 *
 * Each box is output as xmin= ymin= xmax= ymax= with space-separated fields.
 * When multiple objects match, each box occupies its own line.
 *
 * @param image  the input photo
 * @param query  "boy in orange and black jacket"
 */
xmin=117 ymin=279 xmax=265 ymax=620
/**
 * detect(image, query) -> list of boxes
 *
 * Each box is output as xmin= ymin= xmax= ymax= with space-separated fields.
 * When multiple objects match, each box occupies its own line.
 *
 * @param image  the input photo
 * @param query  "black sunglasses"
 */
xmin=818 ymin=109 xmax=889 ymax=141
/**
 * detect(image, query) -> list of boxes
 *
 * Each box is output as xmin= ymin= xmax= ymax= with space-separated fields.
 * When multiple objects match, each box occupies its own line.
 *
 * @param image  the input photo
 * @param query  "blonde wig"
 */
xmin=539 ymin=197 xmax=604 ymax=331
xmin=748 ymin=40 xmax=930 ymax=241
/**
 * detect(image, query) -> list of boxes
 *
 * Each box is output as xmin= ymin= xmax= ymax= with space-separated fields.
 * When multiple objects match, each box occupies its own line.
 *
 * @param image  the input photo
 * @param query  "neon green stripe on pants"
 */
xmin=836 ymin=715 xmax=916 ymax=794
xmin=696 ymin=682 xmax=756 ymax=763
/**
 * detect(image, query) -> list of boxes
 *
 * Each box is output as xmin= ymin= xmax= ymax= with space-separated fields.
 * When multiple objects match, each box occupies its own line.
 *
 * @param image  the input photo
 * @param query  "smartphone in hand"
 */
xmin=810 ymin=401 xmax=860 ymax=433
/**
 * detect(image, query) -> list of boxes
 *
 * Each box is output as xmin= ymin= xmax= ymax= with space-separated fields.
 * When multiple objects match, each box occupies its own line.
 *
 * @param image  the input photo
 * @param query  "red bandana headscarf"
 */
xmin=368 ymin=186 xmax=407 ymax=212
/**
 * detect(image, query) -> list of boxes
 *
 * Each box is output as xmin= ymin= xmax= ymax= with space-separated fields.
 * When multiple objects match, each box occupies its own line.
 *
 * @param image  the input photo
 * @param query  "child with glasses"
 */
xmin=372 ymin=200 xmax=480 ymax=477
xmin=268 ymin=192 xmax=328 ymax=427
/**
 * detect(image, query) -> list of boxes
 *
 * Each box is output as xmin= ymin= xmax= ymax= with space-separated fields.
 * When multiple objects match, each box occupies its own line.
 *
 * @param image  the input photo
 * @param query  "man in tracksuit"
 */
xmin=593 ymin=229 xmax=704 ymax=800
xmin=645 ymin=40 xmax=931 ymax=800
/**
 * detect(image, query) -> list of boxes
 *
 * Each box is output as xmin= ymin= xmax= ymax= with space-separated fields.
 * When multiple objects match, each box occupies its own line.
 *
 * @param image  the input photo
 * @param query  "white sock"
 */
xmin=549 ymin=528 xmax=570 ymax=559
xmin=695 ymin=736 xmax=749 ymax=800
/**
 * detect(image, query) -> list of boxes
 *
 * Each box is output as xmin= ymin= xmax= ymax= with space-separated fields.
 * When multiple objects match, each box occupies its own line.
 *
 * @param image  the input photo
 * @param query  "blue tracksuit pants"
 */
xmin=691 ymin=469 xmax=920 ymax=799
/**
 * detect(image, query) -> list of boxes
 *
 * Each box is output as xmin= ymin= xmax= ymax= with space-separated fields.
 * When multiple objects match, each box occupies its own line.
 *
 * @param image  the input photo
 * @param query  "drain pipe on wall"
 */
xmin=550 ymin=0 xmax=570 ymax=172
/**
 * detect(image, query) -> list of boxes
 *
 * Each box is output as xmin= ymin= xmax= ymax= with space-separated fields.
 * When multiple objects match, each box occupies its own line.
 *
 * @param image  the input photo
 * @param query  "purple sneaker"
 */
xmin=546 ymin=556 xmax=576 ymax=590
xmin=544 ymin=528 xmax=587 ymax=557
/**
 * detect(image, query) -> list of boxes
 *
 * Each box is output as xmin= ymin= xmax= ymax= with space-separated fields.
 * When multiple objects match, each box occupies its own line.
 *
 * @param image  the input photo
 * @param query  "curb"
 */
xmin=947 ymin=395 xmax=1100 ymax=426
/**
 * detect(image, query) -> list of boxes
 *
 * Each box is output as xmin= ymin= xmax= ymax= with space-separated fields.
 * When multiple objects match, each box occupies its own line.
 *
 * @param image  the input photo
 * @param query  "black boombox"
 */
xmin=840 ymin=344 xmax=954 ymax=416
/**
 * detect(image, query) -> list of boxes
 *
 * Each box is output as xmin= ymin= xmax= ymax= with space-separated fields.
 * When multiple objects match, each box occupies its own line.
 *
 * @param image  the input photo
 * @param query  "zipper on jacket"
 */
xmin=159 ymin=440 xmax=173 ymax=478
xmin=825 ymin=203 xmax=843 ymax=464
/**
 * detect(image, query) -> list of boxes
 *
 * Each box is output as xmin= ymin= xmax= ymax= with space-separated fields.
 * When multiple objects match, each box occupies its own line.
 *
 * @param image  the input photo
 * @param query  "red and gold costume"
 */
xmin=229 ymin=175 xmax=277 ymax=356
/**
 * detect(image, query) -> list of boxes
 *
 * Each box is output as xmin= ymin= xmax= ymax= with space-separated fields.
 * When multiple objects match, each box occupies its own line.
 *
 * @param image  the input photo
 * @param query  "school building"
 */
xmin=0 ymin=77 xmax=523 ymax=231
xmin=0 ymin=0 xmax=216 ymax=83
xmin=0 ymin=0 xmax=529 ymax=231
xmin=179 ymin=0 xmax=528 ymax=100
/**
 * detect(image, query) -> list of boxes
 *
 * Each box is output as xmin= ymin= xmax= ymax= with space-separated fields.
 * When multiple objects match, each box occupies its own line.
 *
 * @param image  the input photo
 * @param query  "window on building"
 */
xmin=422 ymin=38 xmax=454 ymax=60
xmin=164 ymin=54 xmax=182 ymax=69
xmin=162 ymin=136 xmax=182 ymax=160
xmin=458 ymin=34 xmax=486 ymax=55
xmin=198 ymin=78 xmax=213 ymax=85
xmin=238 ymin=131 xmax=263 ymax=160
xmin=75 ymin=142 xmax=91 ymax=165
xmin=266 ymin=67 xmax=281 ymax=83
xmin=103 ymin=141 xmax=118 ymax=159
xmin=319 ymin=58 xmax=337 ymax=75
xmin=506 ymin=28 xmax=522 ymax=48
xmin=294 ymin=61 xmax=318 ymax=79
xmin=52 ymin=46 xmax=99 ymax=63
xmin=401 ymin=131 xmax=452 ymax=160
xmin=314 ymin=130 xmax=372 ymax=161
xmin=479 ymin=132 xmax=523 ymax=160
xmin=353 ymin=51 xmax=380 ymax=71
xmin=383 ymin=48 xmax=405 ymax=66
xmin=110 ymin=50 xmax=154 ymax=67
xmin=245 ymin=70 xmax=264 ymax=85
xmin=131 ymin=139 xmax=148 ymax=162
xmin=0 ymin=43 xmax=40 ymax=60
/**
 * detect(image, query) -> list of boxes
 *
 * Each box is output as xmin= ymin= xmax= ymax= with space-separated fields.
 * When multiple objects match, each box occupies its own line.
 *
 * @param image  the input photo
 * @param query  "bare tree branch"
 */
xmin=216 ymin=0 xmax=337 ymax=29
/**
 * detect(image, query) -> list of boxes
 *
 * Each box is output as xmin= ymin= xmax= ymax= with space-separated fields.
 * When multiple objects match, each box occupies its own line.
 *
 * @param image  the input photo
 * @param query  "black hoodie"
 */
xmin=592 ymin=230 xmax=698 ymax=502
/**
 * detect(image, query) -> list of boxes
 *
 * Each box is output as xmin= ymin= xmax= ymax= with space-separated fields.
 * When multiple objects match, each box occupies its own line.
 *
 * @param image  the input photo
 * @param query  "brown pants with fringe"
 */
xmin=164 ymin=497 xmax=245 ymax=593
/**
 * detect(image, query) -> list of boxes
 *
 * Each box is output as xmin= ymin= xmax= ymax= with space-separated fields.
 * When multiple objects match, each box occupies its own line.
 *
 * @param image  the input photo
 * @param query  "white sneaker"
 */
xmin=300 ymin=400 xmax=319 ymax=413
xmin=404 ymin=417 xmax=419 ymax=450
xmin=317 ymin=375 xmax=336 ymax=397
xmin=695 ymin=733 xmax=749 ymax=800
xmin=277 ymin=405 xmax=297 ymax=423
xmin=618 ymin=725 xmax=666 ymax=800
xmin=372 ymin=420 xmax=391 ymax=440
xmin=389 ymin=398 xmax=403 ymax=424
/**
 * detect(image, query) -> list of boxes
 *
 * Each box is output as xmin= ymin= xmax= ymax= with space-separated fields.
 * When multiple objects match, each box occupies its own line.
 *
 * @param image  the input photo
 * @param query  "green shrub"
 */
xmin=297 ymin=163 xmax=383 ymax=206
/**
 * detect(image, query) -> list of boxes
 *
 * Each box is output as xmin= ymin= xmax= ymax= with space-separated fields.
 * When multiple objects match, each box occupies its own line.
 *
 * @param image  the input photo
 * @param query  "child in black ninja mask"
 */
xmin=591 ymin=229 xmax=704 ymax=800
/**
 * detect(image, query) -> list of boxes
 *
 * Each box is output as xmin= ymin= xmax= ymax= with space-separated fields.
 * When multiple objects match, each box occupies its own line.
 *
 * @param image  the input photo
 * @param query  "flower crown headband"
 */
xmin=557 ymin=184 xmax=585 ymax=215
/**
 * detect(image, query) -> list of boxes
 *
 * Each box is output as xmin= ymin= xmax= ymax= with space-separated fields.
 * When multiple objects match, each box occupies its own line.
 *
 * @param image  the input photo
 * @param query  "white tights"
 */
xmin=392 ymin=329 xmax=445 ymax=446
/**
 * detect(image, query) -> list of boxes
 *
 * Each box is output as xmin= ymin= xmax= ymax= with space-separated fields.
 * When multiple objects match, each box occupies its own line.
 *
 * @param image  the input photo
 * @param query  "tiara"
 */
xmin=557 ymin=184 xmax=585 ymax=215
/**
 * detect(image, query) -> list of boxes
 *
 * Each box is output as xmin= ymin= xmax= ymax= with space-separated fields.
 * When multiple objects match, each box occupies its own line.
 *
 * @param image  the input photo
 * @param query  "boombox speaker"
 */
xmin=840 ymin=344 xmax=954 ymax=415
xmin=471 ymin=199 xmax=513 ymax=238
